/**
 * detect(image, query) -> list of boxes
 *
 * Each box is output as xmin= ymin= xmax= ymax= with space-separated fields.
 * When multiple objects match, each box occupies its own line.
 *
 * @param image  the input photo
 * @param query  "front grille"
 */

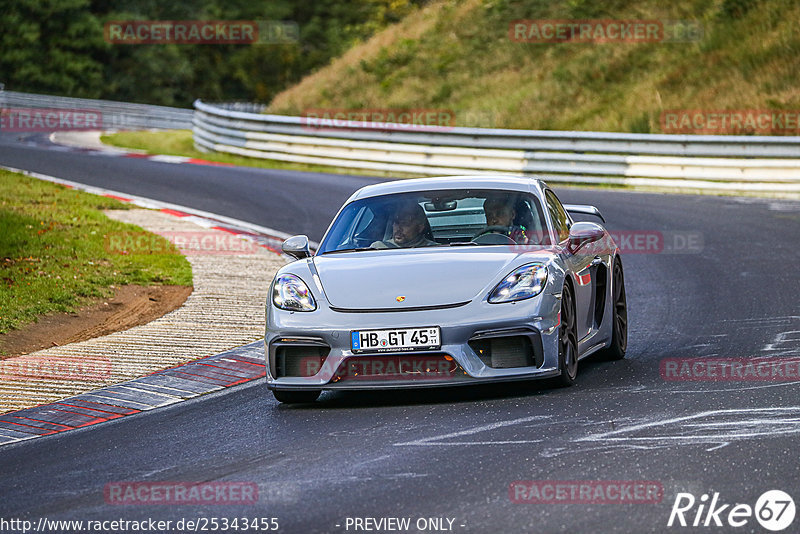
xmin=330 ymin=353 xmax=466 ymax=383
xmin=469 ymin=334 xmax=543 ymax=369
xmin=270 ymin=338 xmax=330 ymax=378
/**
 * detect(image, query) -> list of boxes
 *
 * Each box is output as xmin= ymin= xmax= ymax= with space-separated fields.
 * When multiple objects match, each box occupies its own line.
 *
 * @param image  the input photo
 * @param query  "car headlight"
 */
xmin=488 ymin=263 xmax=548 ymax=304
xmin=272 ymin=274 xmax=317 ymax=311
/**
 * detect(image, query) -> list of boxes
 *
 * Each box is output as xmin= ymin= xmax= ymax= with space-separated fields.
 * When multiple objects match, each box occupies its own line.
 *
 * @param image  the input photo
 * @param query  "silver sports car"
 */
xmin=265 ymin=176 xmax=626 ymax=403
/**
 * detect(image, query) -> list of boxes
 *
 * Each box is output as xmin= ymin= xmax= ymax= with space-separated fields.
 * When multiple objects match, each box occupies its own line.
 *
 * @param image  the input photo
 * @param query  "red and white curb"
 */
xmin=119 ymin=152 xmax=239 ymax=167
xmin=0 ymin=341 xmax=265 ymax=446
xmin=0 ymin=165 xmax=317 ymax=446
xmin=48 ymin=130 xmax=238 ymax=168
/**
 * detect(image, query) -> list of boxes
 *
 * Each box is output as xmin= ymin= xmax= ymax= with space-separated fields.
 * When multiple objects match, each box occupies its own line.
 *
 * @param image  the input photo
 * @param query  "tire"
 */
xmin=599 ymin=258 xmax=627 ymax=360
xmin=272 ymin=389 xmax=321 ymax=404
xmin=556 ymin=281 xmax=579 ymax=387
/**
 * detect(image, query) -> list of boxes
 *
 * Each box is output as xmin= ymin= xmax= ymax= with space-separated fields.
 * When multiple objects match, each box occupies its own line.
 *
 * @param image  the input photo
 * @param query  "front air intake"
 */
xmin=469 ymin=332 xmax=543 ymax=369
xmin=270 ymin=337 xmax=330 ymax=378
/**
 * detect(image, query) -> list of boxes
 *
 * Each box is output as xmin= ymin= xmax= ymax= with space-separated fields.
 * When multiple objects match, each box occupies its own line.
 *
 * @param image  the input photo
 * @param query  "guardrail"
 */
xmin=1 ymin=90 xmax=192 ymax=130
xmin=193 ymin=100 xmax=800 ymax=193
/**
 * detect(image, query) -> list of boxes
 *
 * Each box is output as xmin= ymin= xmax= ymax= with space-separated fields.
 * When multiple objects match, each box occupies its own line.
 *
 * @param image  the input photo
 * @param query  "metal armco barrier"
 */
xmin=193 ymin=100 xmax=800 ymax=193
xmin=1 ymin=90 xmax=192 ymax=130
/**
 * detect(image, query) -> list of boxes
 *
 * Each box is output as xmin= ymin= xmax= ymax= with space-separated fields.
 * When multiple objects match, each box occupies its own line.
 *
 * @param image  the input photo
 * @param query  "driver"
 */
xmin=372 ymin=201 xmax=437 ymax=249
xmin=481 ymin=195 xmax=528 ymax=244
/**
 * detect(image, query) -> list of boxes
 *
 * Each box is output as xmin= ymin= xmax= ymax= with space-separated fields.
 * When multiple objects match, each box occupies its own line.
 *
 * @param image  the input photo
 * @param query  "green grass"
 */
xmin=266 ymin=0 xmax=800 ymax=133
xmin=100 ymin=130 xmax=425 ymax=179
xmin=0 ymin=169 xmax=192 ymax=334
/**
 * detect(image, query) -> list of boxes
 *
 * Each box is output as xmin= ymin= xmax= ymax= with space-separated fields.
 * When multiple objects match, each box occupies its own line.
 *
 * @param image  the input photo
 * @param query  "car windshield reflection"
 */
xmin=317 ymin=189 xmax=551 ymax=255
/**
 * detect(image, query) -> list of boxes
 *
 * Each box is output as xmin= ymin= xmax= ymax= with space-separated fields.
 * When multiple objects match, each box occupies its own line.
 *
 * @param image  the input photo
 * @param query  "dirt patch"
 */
xmin=0 ymin=285 xmax=192 ymax=359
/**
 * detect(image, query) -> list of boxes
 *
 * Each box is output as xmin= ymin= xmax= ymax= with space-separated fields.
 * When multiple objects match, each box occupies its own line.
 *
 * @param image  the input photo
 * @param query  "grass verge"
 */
xmin=267 ymin=0 xmax=800 ymax=133
xmin=0 ymin=169 xmax=192 ymax=334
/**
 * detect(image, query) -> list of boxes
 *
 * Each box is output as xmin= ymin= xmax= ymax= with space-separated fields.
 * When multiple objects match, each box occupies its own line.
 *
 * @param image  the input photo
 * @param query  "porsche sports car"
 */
xmin=265 ymin=176 xmax=627 ymax=403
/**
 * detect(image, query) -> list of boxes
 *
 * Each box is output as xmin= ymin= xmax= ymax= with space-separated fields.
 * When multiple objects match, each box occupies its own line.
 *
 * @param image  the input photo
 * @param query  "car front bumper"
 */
xmin=265 ymin=292 xmax=562 ymax=391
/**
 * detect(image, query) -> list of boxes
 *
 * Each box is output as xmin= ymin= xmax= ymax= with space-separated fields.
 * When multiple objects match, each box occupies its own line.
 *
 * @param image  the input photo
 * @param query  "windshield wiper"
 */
xmin=322 ymin=246 xmax=378 ymax=255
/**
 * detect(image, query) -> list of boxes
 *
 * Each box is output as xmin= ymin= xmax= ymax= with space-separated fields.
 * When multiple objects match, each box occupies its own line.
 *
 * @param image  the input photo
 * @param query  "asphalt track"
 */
xmin=1 ymin=132 xmax=800 ymax=533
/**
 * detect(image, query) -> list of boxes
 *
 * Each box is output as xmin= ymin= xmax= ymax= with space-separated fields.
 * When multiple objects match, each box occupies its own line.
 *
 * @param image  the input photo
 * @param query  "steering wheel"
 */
xmin=472 ymin=226 xmax=516 ymax=245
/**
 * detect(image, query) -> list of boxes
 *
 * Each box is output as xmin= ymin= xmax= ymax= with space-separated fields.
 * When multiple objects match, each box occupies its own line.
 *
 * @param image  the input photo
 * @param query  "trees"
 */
xmin=0 ymin=0 xmax=106 ymax=98
xmin=1 ymin=0 xmax=427 ymax=106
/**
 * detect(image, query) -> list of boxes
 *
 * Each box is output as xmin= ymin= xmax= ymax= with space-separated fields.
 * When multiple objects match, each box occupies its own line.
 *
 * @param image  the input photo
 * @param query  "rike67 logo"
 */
xmin=668 ymin=490 xmax=795 ymax=531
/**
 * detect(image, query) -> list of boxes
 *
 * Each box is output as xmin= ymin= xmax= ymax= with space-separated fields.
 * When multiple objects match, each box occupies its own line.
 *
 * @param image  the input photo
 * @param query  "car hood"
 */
xmin=312 ymin=248 xmax=538 ymax=309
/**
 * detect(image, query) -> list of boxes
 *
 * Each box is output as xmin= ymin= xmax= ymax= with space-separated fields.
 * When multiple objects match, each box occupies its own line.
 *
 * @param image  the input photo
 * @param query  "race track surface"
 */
xmin=1 ymin=132 xmax=799 ymax=533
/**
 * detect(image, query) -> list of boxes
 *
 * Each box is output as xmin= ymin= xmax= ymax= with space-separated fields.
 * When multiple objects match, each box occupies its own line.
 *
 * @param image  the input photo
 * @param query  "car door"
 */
xmin=544 ymin=190 xmax=594 ymax=340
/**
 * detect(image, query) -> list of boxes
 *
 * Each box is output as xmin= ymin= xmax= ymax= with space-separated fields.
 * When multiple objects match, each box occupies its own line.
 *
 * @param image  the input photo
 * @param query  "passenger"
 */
xmin=484 ymin=195 xmax=516 ymax=227
xmin=481 ymin=195 xmax=528 ymax=244
xmin=372 ymin=202 xmax=437 ymax=248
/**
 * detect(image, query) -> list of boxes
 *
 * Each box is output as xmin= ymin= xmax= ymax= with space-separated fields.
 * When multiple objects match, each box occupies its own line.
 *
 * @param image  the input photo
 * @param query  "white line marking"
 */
xmin=576 ymin=407 xmax=800 ymax=445
xmin=394 ymin=415 xmax=550 ymax=446
xmin=671 ymin=382 xmax=800 ymax=393
xmin=115 ymin=385 xmax=183 ymax=400
xmin=763 ymin=329 xmax=800 ymax=355
xmin=682 ymin=418 xmax=800 ymax=427
xmin=148 ymin=154 xmax=192 ymax=164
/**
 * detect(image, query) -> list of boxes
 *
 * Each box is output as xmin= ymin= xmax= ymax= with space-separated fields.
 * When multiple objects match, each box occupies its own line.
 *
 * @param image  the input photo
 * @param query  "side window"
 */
xmin=545 ymin=190 xmax=570 ymax=242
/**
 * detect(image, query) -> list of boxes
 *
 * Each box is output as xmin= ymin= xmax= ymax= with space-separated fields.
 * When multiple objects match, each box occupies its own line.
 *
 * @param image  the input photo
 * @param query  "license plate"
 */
xmin=351 ymin=327 xmax=441 ymax=354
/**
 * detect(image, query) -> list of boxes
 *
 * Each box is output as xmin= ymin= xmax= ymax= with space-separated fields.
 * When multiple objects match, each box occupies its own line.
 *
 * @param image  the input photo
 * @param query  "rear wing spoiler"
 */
xmin=564 ymin=204 xmax=605 ymax=223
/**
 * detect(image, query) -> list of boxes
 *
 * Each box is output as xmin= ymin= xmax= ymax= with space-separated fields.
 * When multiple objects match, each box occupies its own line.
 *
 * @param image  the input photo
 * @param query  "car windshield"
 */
xmin=317 ymin=189 xmax=550 ymax=254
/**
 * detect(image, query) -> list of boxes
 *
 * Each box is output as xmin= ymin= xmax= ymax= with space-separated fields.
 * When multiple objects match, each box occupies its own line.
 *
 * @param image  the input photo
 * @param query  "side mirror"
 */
xmin=567 ymin=222 xmax=605 ymax=253
xmin=282 ymin=235 xmax=311 ymax=260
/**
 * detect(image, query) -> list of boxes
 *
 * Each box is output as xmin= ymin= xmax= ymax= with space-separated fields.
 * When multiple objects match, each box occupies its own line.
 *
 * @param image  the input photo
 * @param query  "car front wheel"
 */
xmin=556 ymin=281 xmax=579 ymax=387
xmin=600 ymin=258 xmax=627 ymax=360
